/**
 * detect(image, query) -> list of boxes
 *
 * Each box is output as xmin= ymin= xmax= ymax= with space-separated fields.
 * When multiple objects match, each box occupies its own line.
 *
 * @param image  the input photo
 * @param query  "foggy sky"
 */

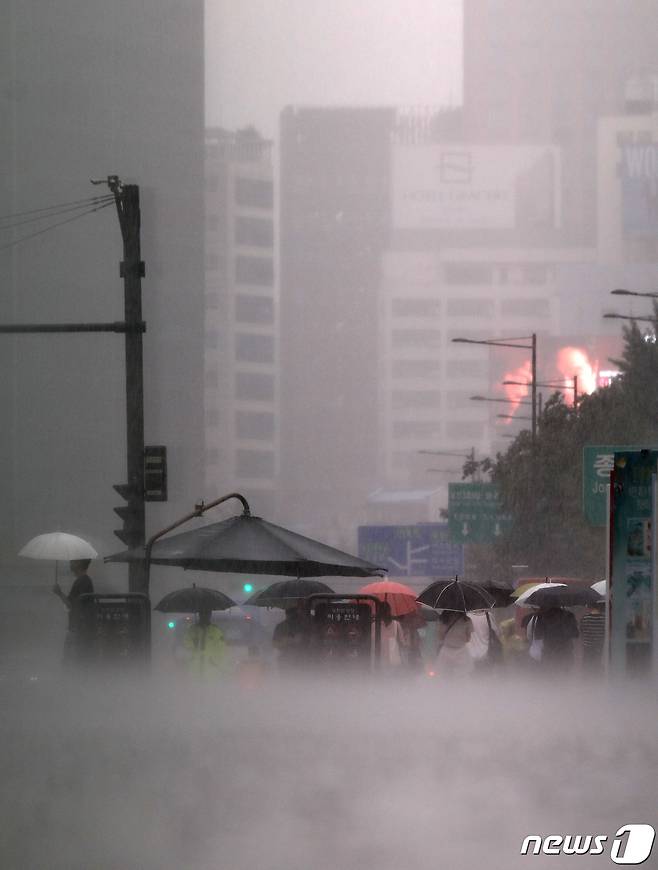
xmin=205 ymin=0 xmax=463 ymax=135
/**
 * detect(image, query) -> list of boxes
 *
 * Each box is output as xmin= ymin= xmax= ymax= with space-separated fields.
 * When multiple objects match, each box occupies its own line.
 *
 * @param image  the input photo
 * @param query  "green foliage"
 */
xmin=481 ymin=313 xmax=658 ymax=580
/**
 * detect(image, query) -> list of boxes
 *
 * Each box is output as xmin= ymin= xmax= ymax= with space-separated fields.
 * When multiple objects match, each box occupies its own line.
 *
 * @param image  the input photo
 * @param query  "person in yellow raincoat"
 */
xmin=183 ymin=609 xmax=227 ymax=677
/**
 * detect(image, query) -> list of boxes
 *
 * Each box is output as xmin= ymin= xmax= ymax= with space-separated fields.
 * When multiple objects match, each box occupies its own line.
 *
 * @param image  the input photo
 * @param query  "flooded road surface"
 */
xmin=1 ymin=671 xmax=656 ymax=870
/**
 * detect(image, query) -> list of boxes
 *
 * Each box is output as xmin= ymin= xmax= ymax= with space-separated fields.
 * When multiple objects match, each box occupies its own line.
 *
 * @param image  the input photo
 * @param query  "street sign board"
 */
xmin=448 ymin=482 xmax=511 ymax=544
xmin=583 ymin=445 xmax=656 ymax=526
xmin=357 ymin=524 xmax=463 ymax=577
xmin=609 ymin=450 xmax=658 ymax=676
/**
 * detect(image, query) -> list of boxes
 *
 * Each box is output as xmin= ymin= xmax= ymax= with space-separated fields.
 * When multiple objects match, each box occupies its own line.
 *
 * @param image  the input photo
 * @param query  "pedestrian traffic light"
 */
xmin=243 ymin=582 xmax=254 ymax=594
xmin=113 ymin=482 xmax=145 ymax=547
xmin=167 ymin=620 xmax=176 ymax=630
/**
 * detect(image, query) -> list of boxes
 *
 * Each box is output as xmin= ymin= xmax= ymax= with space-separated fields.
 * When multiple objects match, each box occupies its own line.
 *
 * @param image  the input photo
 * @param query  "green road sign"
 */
xmin=582 ymin=445 xmax=656 ymax=526
xmin=448 ymin=482 xmax=512 ymax=544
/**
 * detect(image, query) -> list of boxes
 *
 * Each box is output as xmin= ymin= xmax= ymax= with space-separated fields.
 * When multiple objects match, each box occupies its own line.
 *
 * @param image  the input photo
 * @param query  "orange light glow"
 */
xmin=556 ymin=347 xmax=598 ymax=402
xmin=499 ymin=346 xmax=601 ymax=417
xmin=502 ymin=359 xmax=532 ymax=419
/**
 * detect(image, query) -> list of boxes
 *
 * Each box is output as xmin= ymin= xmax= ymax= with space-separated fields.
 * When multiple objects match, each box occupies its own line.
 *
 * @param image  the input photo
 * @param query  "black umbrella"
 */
xmin=515 ymin=584 xmax=602 ymax=609
xmin=154 ymin=584 xmax=236 ymax=614
xmin=417 ymin=576 xmax=495 ymax=613
xmin=108 ymin=513 xmax=383 ymax=578
xmin=244 ymin=578 xmax=334 ymax=608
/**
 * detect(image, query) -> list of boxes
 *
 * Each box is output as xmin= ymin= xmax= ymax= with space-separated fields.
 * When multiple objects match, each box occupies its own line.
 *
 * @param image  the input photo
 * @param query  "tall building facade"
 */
xmin=204 ymin=128 xmax=278 ymax=517
xmin=462 ymin=0 xmax=658 ymax=242
xmin=0 ymin=4 xmax=205 ymax=575
xmin=279 ymin=107 xmax=395 ymax=541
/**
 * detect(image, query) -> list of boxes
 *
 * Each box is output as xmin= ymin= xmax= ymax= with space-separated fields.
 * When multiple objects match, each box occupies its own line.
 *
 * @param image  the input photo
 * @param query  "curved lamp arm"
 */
xmin=143 ymin=492 xmax=251 ymax=594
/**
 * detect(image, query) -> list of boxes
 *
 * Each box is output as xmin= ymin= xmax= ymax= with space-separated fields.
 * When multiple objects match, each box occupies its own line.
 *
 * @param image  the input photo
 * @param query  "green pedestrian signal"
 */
xmin=243 ymin=582 xmax=254 ymax=594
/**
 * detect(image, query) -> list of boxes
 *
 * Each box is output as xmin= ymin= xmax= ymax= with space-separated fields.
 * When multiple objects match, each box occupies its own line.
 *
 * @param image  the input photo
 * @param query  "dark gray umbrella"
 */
xmin=244 ymin=578 xmax=334 ymax=608
xmin=417 ymin=577 xmax=495 ymax=613
xmin=514 ymin=584 xmax=602 ymax=609
xmin=154 ymin=584 xmax=236 ymax=614
xmin=107 ymin=513 xmax=384 ymax=578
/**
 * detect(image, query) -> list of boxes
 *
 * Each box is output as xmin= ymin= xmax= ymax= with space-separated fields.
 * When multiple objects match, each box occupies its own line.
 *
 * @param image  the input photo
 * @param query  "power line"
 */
xmin=0 ymin=194 xmax=115 ymax=225
xmin=0 ymin=195 xmax=115 ymax=233
xmin=0 ymin=199 xmax=115 ymax=254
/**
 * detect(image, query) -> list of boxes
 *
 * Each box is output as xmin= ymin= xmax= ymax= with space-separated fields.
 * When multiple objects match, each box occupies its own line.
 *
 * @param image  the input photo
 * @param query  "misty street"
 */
xmin=4 ymin=1 xmax=658 ymax=868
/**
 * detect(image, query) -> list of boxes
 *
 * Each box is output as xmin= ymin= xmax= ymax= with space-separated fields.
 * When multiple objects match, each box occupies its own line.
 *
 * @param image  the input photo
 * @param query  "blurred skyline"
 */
xmin=205 ymin=0 xmax=463 ymax=136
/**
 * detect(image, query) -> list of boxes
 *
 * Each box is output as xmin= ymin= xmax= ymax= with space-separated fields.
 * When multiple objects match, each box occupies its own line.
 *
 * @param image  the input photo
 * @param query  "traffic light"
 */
xmin=243 ymin=582 xmax=254 ymax=594
xmin=113 ymin=482 xmax=145 ymax=547
xmin=167 ymin=620 xmax=176 ymax=630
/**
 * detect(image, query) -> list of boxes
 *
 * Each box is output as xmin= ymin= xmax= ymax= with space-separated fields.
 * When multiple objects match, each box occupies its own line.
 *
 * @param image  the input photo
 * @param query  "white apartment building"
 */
xmin=204 ymin=128 xmax=278 ymax=516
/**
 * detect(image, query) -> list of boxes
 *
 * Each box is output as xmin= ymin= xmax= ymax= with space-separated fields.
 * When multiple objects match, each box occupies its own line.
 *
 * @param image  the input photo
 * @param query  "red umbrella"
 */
xmin=358 ymin=580 xmax=418 ymax=617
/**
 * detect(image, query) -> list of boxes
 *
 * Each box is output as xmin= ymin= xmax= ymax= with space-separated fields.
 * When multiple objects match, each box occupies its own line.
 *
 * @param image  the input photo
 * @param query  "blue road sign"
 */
xmin=357 ymin=524 xmax=464 ymax=578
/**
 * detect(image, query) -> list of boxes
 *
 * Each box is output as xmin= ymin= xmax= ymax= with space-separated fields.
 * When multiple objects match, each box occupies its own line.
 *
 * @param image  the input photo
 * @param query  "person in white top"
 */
xmin=436 ymin=611 xmax=474 ymax=677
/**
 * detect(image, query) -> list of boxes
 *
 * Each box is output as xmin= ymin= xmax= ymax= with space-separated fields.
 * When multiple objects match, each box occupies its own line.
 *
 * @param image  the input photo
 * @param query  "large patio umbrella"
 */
xmin=244 ymin=578 xmax=334 ymax=608
xmin=106 ymin=494 xmax=384 ymax=580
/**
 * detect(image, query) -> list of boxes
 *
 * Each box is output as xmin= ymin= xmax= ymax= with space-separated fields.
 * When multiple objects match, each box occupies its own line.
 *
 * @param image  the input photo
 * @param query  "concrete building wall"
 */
xmin=0 ymin=2 xmax=205 ymax=580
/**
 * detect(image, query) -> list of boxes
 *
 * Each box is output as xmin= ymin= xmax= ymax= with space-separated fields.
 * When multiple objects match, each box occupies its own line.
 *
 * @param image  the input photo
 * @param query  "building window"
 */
xmin=392 ymin=329 xmax=441 ymax=349
xmin=500 ymin=298 xmax=550 ymax=317
xmin=206 ymin=214 xmax=219 ymax=233
xmin=236 ymin=333 xmax=275 ymax=364
xmin=206 ymin=175 xmax=219 ymax=193
xmin=391 ymin=359 xmax=441 ymax=379
xmin=446 ymin=391 xmax=479 ymax=410
xmin=445 ymin=359 xmax=488 ymax=378
xmin=235 ymin=371 xmax=274 ymax=401
xmin=205 ymin=252 xmax=219 ymax=271
xmin=393 ymin=420 xmax=442 ymax=438
xmin=392 ymin=390 xmax=441 ymax=410
xmin=444 ymin=263 xmax=493 ymax=285
xmin=391 ymin=298 xmax=441 ymax=318
xmin=235 ymin=177 xmax=273 ymax=208
xmin=446 ymin=298 xmax=494 ymax=317
xmin=445 ymin=421 xmax=485 ymax=439
xmin=205 ymin=292 xmax=219 ymax=310
xmin=236 ymin=449 xmax=275 ymax=478
xmin=236 ymin=411 xmax=275 ymax=440
xmin=236 ymin=295 xmax=274 ymax=325
xmin=236 ymin=255 xmax=274 ymax=286
xmin=236 ymin=216 xmax=274 ymax=247
xmin=205 ymin=407 xmax=219 ymax=427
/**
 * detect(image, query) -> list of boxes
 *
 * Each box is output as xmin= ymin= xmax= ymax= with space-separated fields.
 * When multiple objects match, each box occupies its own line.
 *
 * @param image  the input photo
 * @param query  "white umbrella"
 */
xmin=19 ymin=532 xmax=98 ymax=583
xmin=591 ymin=579 xmax=606 ymax=597
xmin=514 ymin=582 xmax=567 ymax=607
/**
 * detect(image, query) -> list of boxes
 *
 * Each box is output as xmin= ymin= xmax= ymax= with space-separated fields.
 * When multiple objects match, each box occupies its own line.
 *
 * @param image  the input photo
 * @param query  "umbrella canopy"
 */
xmin=244 ymin=578 xmax=334 ymax=608
xmin=154 ymin=584 xmax=236 ymax=614
xmin=358 ymin=580 xmax=418 ymax=617
xmin=106 ymin=514 xmax=383 ymax=578
xmin=417 ymin=577 xmax=495 ymax=613
xmin=19 ymin=532 xmax=98 ymax=561
xmin=515 ymin=583 xmax=602 ymax=609
xmin=592 ymin=579 xmax=606 ymax=597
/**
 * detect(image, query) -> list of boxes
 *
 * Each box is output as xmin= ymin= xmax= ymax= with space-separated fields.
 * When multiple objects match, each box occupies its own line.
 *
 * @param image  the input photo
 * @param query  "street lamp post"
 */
xmin=453 ymin=334 xmax=537 ymax=444
xmin=503 ymin=376 xmax=579 ymax=408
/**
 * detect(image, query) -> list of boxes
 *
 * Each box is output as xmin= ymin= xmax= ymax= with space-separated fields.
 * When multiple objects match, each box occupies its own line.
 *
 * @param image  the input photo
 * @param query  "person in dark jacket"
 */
xmin=534 ymin=606 xmax=579 ymax=670
xmin=53 ymin=559 xmax=94 ymax=662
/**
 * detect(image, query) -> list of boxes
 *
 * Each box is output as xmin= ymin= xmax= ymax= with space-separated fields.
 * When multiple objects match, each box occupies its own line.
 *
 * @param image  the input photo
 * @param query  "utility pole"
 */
xmin=1 ymin=176 xmax=148 ymax=595
xmin=104 ymin=177 xmax=147 ymax=594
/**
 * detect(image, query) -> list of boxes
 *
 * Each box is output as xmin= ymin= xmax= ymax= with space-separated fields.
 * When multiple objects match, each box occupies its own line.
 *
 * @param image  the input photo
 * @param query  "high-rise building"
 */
xmin=279 ymin=106 xmax=395 ymax=540
xmin=462 ymin=0 xmax=658 ymax=242
xmin=1 ymin=4 xmax=205 ymax=574
xmin=204 ymin=128 xmax=278 ymax=517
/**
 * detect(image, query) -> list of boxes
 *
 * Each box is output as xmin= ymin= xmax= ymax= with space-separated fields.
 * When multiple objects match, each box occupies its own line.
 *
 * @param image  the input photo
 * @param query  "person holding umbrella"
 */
xmin=182 ymin=609 xmax=227 ymax=678
xmin=272 ymin=601 xmax=312 ymax=671
xmin=53 ymin=559 xmax=94 ymax=662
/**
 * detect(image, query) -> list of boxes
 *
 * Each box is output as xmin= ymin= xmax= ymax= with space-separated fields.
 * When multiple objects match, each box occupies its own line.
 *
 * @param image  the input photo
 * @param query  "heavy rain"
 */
xmin=2 ymin=2 xmax=658 ymax=868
